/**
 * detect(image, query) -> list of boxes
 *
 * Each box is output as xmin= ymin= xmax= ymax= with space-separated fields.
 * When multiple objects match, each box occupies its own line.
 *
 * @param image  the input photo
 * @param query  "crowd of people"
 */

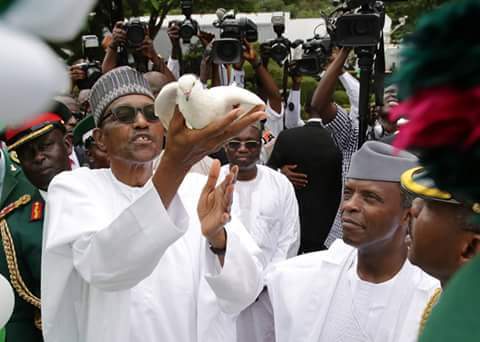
xmin=0 ymin=0 xmax=479 ymax=341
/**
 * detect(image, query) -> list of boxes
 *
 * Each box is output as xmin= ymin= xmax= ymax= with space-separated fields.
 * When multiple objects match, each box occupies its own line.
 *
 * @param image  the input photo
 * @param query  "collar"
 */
xmin=307 ymin=118 xmax=323 ymax=124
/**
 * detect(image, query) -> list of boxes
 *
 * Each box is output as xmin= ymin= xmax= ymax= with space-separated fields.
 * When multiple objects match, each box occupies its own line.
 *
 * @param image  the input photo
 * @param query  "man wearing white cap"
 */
xmin=265 ymin=141 xmax=439 ymax=342
xmin=41 ymin=66 xmax=267 ymax=342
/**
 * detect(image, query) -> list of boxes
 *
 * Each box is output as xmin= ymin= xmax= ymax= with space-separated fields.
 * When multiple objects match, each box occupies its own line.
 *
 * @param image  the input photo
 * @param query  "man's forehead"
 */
xmin=233 ymin=126 xmax=261 ymax=140
xmin=345 ymin=178 xmax=400 ymax=193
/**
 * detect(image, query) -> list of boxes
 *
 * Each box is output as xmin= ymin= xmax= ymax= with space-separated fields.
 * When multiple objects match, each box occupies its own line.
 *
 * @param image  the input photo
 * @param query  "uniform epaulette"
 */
xmin=0 ymin=194 xmax=42 ymax=330
xmin=0 ymin=195 xmax=31 ymax=220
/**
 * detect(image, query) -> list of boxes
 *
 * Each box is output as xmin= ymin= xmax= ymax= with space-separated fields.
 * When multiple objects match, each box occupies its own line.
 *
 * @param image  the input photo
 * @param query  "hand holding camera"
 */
xmin=110 ymin=21 xmax=127 ymax=50
xmin=69 ymin=65 xmax=86 ymax=83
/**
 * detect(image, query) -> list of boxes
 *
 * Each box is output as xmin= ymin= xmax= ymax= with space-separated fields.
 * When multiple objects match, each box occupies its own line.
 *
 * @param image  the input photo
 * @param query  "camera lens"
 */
xmin=219 ymin=41 xmax=239 ymax=62
xmin=212 ymin=39 xmax=242 ymax=64
xmin=180 ymin=22 xmax=196 ymax=42
xmin=126 ymin=26 xmax=145 ymax=48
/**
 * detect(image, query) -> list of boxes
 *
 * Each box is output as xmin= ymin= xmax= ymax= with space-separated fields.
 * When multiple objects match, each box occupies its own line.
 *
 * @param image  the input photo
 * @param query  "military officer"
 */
xmin=0 ymin=109 xmax=71 ymax=342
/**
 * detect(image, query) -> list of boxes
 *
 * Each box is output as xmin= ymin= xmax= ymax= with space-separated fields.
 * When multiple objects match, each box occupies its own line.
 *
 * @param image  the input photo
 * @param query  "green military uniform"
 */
xmin=0 ymin=149 xmax=43 ymax=342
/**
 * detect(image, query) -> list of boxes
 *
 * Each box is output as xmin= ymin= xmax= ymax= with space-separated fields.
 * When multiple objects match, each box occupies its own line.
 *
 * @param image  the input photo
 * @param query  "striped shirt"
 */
xmin=323 ymin=105 xmax=359 ymax=247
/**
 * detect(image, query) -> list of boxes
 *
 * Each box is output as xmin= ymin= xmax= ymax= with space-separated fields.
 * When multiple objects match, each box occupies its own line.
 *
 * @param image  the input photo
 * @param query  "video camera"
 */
xmin=124 ymin=17 xmax=147 ymax=48
xmin=262 ymin=14 xmax=291 ymax=66
xmin=212 ymin=9 xmax=258 ymax=64
xmin=328 ymin=0 xmax=405 ymax=47
xmin=76 ymin=35 xmax=102 ymax=90
xmin=289 ymin=34 xmax=332 ymax=76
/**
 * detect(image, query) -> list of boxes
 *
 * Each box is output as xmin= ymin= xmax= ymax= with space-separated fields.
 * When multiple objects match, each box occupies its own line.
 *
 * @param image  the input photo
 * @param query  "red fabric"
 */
xmin=390 ymin=86 xmax=480 ymax=150
xmin=4 ymin=112 xmax=63 ymax=143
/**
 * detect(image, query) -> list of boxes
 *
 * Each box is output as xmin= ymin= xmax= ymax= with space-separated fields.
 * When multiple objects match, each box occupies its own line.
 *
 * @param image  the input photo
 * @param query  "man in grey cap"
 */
xmin=41 ymin=66 xmax=267 ymax=342
xmin=264 ymin=141 xmax=439 ymax=342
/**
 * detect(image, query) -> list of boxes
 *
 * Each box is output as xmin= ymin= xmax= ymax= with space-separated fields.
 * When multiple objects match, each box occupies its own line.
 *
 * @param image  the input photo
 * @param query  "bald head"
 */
xmin=144 ymin=71 xmax=172 ymax=97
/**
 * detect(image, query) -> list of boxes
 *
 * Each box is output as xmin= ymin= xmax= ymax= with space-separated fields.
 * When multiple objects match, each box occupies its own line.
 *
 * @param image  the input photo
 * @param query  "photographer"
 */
xmin=309 ymin=47 xmax=359 ymax=246
xmin=102 ymin=21 xmax=175 ymax=81
xmin=242 ymin=40 xmax=284 ymax=138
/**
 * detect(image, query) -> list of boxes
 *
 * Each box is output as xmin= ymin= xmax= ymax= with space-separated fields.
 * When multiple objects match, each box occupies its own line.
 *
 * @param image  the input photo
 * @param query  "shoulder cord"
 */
xmin=0 ymin=194 xmax=42 ymax=330
xmin=419 ymin=287 xmax=442 ymax=337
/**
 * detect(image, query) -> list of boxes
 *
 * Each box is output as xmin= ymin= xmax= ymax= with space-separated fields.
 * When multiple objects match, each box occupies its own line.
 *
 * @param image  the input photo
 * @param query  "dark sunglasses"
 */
xmin=100 ymin=104 xmax=158 ymax=126
xmin=227 ymin=140 xmax=260 ymax=150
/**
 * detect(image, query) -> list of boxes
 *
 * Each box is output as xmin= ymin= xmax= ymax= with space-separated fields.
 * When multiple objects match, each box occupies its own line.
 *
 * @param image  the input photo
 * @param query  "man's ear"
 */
xmin=92 ymin=128 xmax=107 ymax=153
xmin=460 ymin=234 xmax=480 ymax=265
xmin=64 ymin=133 xmax=73 ymax=155
xmin=400 ymin=206 xmax=412 ymax=229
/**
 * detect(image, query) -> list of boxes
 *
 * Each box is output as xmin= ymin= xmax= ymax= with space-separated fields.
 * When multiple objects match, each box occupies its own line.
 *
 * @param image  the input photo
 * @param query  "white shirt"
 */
xmin=264 ymin=101 xmax=285 ymax=139
xmin=284 ymin=89 xmax=304 ymax=129
xmin=266 ymin=239 xmax=440 ymax=342
xmin=41 ymin=168 xmax=265 ymax=342
xmin=220 ymin=165 xmax=300 ymax=342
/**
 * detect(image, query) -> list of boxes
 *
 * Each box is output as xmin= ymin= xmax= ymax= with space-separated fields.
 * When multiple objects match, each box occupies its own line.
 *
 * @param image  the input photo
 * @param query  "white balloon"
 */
xmin=2 ymin=0 xmax=97 ymax=41
xmin=0 ymin=23 xmax=69 ymax=125
xmin=0 ymin=274 xmax=14 ymax=329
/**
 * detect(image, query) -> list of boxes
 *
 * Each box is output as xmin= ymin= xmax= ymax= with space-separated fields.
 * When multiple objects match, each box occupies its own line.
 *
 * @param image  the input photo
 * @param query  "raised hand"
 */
xmin=197 ymin=160 xmax=238 ymax=250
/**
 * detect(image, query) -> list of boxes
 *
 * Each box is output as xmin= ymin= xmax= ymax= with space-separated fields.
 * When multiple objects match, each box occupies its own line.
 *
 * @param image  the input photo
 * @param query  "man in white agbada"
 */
xmin=221 ymin=124 xmax=300 ymax=342
xmin=265 ymin=141 xmax=440 ymax=342
xmin=40 ymin=66 xmax=267 ymax=342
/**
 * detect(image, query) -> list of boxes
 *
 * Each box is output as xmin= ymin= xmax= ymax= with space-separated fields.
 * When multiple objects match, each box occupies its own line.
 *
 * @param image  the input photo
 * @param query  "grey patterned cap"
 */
xmin=347 ymin=141 xmax=418 ymax=182
xmin=89 ymin=66 xmax=154 ymax=126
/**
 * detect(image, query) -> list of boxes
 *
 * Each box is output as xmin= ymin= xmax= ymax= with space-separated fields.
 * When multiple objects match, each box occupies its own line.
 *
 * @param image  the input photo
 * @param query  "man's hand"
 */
xmin=281 ymin=164 xmax=308 ymax=189
xmin=167 ymin=22 xmax=181 ymax=46
xmin=198 ymin=31 xmax=215 ymax=47
xmin=138 ymin=35 xmax=164 ymax=72
xmin=110 ymin=21 xmax=127 ymax=50
xmin=242 ymin=40 xmax=258 ymax=64
xmin=162 ymin=105 xmax=267 ymax=172
xmin=69 ymin=65 xmax=86 ymax=83
xmin=198 ymin=160 xmax=238 ymax=250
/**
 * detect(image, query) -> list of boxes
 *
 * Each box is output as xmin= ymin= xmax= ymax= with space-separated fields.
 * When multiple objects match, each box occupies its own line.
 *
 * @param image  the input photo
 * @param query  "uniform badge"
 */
xmin=30 ymin=201 xmax=44 ymax=221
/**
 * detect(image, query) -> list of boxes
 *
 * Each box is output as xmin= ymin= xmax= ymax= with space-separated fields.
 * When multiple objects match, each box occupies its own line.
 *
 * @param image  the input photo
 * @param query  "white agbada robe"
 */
xmin=41 ymin=168 xmax=266 ymax=342
xmin=266 ymin=239 xmax=440 ymax=342
xmin=219 ymin=165 xmax=300 ymax=342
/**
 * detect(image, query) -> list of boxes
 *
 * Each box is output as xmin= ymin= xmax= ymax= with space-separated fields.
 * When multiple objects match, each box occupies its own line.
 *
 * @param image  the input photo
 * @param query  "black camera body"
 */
xmin=124 ymin=18 xmax=146 ymax=48
xmin=212 ymin=10 xmax=258 ymax=64
xmin=326 ymin=0 xmax=405 ymax=47
xmin=76 ymin=61 xmax=102 ymax=90
xmin=289 ymin=36 xmax=332 ymax=76
xmin=178 ymin=0 xmax=199 ymax=43
xmin=78 ymin=35 xmax=102 ymax=90
xmin=263 ymin=14 xmax=291 ymax=66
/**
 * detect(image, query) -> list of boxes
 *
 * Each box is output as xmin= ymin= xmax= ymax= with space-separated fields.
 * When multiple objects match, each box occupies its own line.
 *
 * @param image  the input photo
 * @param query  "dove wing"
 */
xmin=208 ymin=86 xmax=265 ymax=117
xmin=154 ymin=81 xmax=178 ymax=130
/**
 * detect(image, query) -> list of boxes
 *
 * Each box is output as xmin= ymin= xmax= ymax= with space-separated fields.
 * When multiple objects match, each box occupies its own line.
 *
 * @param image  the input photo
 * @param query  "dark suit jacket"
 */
xmin=0 ymin=150 xmax=44 ymax=342
xmin=267 ymin=122 xmax=343 ymax=251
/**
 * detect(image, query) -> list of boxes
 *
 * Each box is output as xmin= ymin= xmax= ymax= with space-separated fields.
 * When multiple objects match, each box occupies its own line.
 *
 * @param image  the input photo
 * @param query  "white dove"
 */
xmin=154 ymin=74 xmax=265 ymax=130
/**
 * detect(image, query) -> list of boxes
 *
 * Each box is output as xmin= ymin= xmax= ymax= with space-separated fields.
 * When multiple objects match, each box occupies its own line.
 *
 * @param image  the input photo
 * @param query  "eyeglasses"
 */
xmin=226 ymin=140 xmax=260 ymax=150
xmin=100 ymin=104 xmax=158 ymax=126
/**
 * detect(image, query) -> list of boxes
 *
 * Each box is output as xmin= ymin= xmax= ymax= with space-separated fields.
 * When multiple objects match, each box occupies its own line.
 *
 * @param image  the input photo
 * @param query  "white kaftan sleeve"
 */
xmin=270 ymin=179 xmax=300 ymax=262
xmin=284 ymin=89 xmax=305 ymax=129
xmin=265 ymin=101 xmax=285 ymax=138
xmin=44 ymin=174 xmax=189 ymax=292
xmin=167 ymin=57 xmax=180 ymax=79
xmin=204 ymin=218 xmax=266 ymax=315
